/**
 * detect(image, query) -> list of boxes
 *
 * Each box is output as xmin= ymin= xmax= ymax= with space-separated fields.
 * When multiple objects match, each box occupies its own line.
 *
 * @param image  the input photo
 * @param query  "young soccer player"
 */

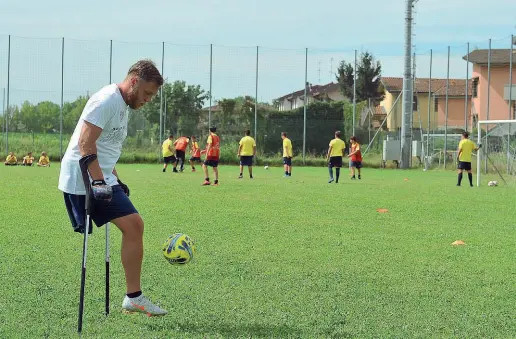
xmin=189 ymin=136 xmax=202 ymax=172
xmin=22 ymin=152 xmax=35 ymax=166
xmin=37 ymin=152 xmax=50 ymax=167
xmin=4 ymin=152 xmax=17 ymax=166
xmin=173 ymin=136 xmax=190 ymax=172
xmin=348 ymin=136 xmax=362 ymax=180
xmin=281 ymin=132 xmax=293 ymax=177
xmin=237 ymin=129 xmax=256 ymax=179
xmin=202 ymin=127 xmax=220 ymax=186
xmin=457 ymin=131 xmax=480 ymax=187
xmin=326 ymin=131 xmax=346 ymax=183
xmin=58 ymin=59 xmax=167 ymax=316
xmin=162 ymin=135 xmax=175 ymax=172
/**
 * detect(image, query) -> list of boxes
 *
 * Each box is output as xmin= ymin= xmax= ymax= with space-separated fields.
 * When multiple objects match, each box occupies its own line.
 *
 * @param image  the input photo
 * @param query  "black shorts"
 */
xmin=190 ymin=157 xmax=201 ymax=162
xmin=351 ymin=161 xmax=362 ymax=169
xmin=204 ymin=159 xmax=219 ymax=167
xmin=283 ymin=157 xmax=292 ymax=166
xmin=328 ymin=156 xmax=343 ymax=168
xmin=240 ymin=156 xmax=253 ymax=166
xmin=163 ymin=155 xmax=176 ymax=164
xmin=63 ymin=185 xmax=138 ymax=234
xmin=458 ymin=161 xmax=472 ymax=171
xmin=176 ymin=150 xmax=186 ymax=160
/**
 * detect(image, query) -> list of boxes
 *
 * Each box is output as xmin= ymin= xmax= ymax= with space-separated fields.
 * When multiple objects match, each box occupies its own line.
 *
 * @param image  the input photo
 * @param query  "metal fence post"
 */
xmin=159 ymin=42 xmax=164 ymax=145
xmin=485 ymin=39 xmax=492 ymax=173
xmin=5 ymin=35 xmax=10 ymax=155
xmin=426 ymin=49 xmax=432 ymax=163
xmin=302 ymin=47 xmax=308 ymax=163
xmin=60 ymin=37 xmax=64 ymax=159
xmin=209 ymin=44 xmax=213 ymax=129
xmin=353 ymin=49 xmax=357 ymax=136
xmin=444 ymin=46 xmax=450 ymax=168
xmin=255 ymin=46 xmax=259 ymax=143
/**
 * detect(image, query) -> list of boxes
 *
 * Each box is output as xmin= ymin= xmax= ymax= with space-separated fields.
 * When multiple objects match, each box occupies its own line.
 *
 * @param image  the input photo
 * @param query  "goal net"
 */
xmin=476 ymin=120 xmax=516 ymax=187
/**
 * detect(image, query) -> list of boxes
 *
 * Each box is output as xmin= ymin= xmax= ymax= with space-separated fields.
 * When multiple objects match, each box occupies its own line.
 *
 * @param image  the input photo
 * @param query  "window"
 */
xmin=472 ymin=77 xmax=479 ymax=98
xmin=413 ymin=95 xmax=418 ymax=111
xmin=434 ymin=98 xmax=439 ymax=112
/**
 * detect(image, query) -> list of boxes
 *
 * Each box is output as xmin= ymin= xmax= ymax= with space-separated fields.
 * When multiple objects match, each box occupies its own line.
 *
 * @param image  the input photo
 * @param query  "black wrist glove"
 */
xmin=91 ymin=179 xmax=113 ymax=201
xmin=117 ymin=179 xmax=130 ymax=197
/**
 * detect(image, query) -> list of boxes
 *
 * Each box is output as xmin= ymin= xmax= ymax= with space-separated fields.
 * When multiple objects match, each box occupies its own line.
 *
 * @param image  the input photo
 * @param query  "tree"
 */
xmin=217 ymin=98 xmax=237 ymax=132
xmin=336 ymin=61 xmax=355 ymax=99
xmin=63 ymin=96 xmax=88 ymax=133
xmin=336 ymin=52 xmax=385 ymax=104
xmin=139 ymin=80 xmax=209 ymax=138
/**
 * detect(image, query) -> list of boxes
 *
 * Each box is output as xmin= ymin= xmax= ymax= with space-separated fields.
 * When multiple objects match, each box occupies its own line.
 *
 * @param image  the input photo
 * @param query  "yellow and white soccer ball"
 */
xmin=162 ymin=233 xmax=196 ymax=265
xmin=488 ymin=180 xmax=498 ymax=187
xmin=264 ymin=165 xmax=269 ymax=170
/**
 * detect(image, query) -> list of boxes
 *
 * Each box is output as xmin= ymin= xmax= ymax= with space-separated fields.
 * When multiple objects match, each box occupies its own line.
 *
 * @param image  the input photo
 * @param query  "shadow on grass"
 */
xmin=145 ymin=319 xmax=353 ymax=338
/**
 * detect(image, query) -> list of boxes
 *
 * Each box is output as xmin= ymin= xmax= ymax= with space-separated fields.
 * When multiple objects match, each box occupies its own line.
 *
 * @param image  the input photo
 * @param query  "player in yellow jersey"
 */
xmin=161 ymin=135 xmax=176 ymax=172
xmin=237 ymin=129 xmax=257 ymax=179
xmin=281 ymin=132 xmax=293 ymax=177
xmin=22 ymin=152 xmax=35 ymax=166
xmin=326 ymin=131 xmax=346 ymax=183
xmin=4 ymin=152 xmax=17 ymax=166
xmin=37 ymin=151 xmax=50 ymax=167
xmin=457 ymin=131 xmax=480 ymax=187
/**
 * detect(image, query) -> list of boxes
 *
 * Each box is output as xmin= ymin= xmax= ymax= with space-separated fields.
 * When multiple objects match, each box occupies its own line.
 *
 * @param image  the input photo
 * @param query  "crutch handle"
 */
xmin=79 ymin=154 xmax=98 ymax=214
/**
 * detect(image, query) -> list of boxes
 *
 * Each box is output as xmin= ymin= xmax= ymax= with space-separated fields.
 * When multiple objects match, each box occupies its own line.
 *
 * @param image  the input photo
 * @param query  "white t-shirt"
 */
xmin=58 ymin=84 xmax=129 ymax=195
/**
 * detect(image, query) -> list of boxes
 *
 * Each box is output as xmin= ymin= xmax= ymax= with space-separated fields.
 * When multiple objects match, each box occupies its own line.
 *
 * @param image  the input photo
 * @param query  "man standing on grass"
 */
xmin=456 ymin=131 xmax=480 ymax=187
xmin=173 ymin=136 xmax=190 ymax=172
xmin=348 ymin=136 xmax=362 ymax=180
xmin=202 ymin=127 xmax=220 ymax=186
xmin=162 ymin=134 xmax=175 ymax=172
xmin=326 ymin=131 xmax=346 ymax=183
xmin=281 ymin=132 xmax=293 ymax=177
xmin=58 ymin=59 xmax=168 ymax=316
xmin=237 ymin=129 xmax=256 ymax=179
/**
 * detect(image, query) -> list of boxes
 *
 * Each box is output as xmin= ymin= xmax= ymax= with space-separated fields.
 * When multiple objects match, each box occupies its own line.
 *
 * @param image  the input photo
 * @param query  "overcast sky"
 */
xmin=0 ymin=0 xmax=515 ymax=105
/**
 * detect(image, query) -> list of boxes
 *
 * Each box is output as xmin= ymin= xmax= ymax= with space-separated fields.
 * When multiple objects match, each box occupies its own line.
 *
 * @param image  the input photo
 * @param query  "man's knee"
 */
xmin=113 ymin=213 xmax=144 ymax=237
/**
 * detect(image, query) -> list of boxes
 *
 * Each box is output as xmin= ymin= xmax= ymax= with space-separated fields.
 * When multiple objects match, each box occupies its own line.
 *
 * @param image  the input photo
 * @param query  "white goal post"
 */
xmin=476 ymin=119 xmax=516 ymax=187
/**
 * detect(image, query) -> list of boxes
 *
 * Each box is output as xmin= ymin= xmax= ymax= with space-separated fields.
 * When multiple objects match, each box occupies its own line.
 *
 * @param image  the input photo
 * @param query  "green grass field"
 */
xmin=0 ymin=164 xmax=514 ymax=338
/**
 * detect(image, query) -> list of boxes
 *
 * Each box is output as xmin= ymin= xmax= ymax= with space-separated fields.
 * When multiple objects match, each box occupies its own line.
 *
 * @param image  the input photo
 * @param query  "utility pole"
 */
xmin=400 ymin=0 xmax=416 ymax=169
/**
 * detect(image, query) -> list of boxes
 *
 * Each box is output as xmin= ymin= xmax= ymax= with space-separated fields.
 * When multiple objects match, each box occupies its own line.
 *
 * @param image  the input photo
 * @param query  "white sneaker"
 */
xmin=122 ymin=294 xmax=168 ymax=317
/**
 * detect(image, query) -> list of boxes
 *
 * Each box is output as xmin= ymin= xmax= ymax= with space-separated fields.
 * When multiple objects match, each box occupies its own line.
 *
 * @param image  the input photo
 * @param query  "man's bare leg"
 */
xmin=112 ymin=213 xmax=144 ymax=294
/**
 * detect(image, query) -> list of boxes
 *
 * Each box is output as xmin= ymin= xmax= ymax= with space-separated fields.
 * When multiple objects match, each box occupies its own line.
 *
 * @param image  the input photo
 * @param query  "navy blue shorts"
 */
xmin=176 ymin=150 xmax=186 ymax=160
xmin=351 ymin=161 xmax=362 ymax=168
xmin=63 ymin=185 xmax=138 ymax=234
xmin=190 ymin=156 xmax=201 ymax=162
xmin=204 ymin=159 xmax=219 ymax=167
xmin=163 ymin=155 xmax=176 ymax=164
xmin=283 ymin=157 xmax=292 ymax=166
xmin=458 ymin=161 xmax=472 ymax=171
xmin=240 ymin=156 xmax=253 ymax=166
xmin=328 ymin=156 xmax=343 ymax=168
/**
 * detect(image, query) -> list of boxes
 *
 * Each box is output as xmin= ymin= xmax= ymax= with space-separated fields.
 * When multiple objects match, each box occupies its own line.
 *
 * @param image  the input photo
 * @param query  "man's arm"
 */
xmin=78 ymin=121 xmax=104 ymax=181
xmin=204 ymin=144 xmax=212 ymax=160
xmin=253 ymin=146 xmax=256 ymax=156
xmin=326 ymin=146 xmax=332 ymax=160
xmin=457 ymin=146 xmax=462 ymax=160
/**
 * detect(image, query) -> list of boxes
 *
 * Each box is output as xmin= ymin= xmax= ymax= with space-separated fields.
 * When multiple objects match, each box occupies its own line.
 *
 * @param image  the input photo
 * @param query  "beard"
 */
xmin=127 ymin=85 xmax=142 ymax=110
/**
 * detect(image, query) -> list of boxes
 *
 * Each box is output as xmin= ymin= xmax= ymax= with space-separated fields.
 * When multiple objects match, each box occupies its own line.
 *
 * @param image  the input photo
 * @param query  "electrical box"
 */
xmin=412 ymin=140 xmax=422 ymax=157
xmin=383 ymin=140 xmax=401 ymax=161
